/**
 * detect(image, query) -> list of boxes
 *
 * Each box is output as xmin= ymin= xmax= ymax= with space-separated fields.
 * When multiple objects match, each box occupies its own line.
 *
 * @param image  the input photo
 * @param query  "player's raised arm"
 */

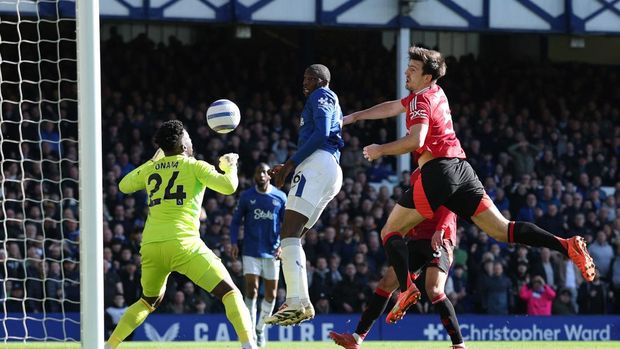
xmin=344 ymin=100 xmax=404 ymax=125
xmin=194 ymin=153 xmax=239 ymax=195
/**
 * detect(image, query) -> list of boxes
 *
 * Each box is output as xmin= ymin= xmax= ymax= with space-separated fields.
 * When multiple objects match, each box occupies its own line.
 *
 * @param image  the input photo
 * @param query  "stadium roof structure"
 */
xmin=1 ymin=0 xmax=620 ymax=35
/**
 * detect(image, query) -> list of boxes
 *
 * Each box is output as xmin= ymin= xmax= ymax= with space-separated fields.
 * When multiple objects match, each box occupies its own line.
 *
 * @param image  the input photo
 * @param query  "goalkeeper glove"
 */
xmin=219 ymin=153 xmax=239 ymax=172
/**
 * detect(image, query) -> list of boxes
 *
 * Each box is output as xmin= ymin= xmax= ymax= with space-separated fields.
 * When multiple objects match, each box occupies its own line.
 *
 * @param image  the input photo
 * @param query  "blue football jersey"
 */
xmin=230 ymin=185 xmax=286 ymax=258
xmin=291 ymin=87 xmax=344 ymax=165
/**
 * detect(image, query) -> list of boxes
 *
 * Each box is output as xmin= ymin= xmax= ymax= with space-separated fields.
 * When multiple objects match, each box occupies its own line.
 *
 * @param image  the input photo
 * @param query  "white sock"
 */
xmin=281 ymin=238 xmax=302 ymax=304
xmin=244 ymin=297 xmax=257 ymax=331
xmin=256 ymin=298 xmax=275 ymax=332
xmin=352 ymin=333 xmax=363 ymax=344
xmin=298 ymin=246 xmax=310 ymax=304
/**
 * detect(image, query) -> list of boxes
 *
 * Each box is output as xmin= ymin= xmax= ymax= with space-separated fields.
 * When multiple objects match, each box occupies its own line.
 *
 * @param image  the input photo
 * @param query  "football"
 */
xmin=206 ymin=99 xmax=241 ymax=134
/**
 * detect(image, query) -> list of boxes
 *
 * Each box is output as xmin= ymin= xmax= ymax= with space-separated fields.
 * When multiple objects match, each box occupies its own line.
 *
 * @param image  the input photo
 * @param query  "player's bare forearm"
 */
xmin=379 ymin=135 xmax=420 ymax=156
xmin=348 ymin=100 xmax=403 ymax=123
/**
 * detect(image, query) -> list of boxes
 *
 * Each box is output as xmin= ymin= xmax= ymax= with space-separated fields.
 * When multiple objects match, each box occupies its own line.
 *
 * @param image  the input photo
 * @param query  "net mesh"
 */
xmin=0 ymin=0 xmax=79 ymax=342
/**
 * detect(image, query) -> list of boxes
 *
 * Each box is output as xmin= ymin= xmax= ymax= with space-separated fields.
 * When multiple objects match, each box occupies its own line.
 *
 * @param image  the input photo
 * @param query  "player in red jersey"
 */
xmin=344 ymin=46 xmax=595 ymax=324
xmin=329 ymin=172 xmax=466 ymax=349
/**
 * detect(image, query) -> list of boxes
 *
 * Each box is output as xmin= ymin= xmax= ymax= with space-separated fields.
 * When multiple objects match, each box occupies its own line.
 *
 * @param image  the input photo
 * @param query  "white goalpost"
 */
xmin=76 ymin=0 xmax=104 ymax=347
xmin=0 ymin=0 xmax=103 ymax=347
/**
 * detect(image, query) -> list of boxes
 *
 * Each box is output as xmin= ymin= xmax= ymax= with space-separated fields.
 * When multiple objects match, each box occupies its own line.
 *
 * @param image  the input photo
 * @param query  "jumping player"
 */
xmin=265 ymin=64 xmax=344 ymax=326
xmin=105 ymin=121 xmax=256 ymax=349
xmin=344 ymin=46 xmax=596 ymax=323
xmin=329 ymin=170 xmax=466 ymax=349
xmin=231 ymin=163 xmax=286 ymax=347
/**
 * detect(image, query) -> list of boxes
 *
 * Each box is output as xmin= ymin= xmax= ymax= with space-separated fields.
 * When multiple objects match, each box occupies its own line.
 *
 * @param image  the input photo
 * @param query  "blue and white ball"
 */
xmin=206 ymin=99 xmax=241 ymax=134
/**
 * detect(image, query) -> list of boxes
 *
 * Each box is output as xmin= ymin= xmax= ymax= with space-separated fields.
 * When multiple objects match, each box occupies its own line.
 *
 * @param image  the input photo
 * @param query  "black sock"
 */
xmin=433 ymin=295 xmax=463 ymax=345
xmin=383 ymin=233 xmax=410 ymax=292
xmin=355 ymin=289 xmax=391 ymax=336
xmin=509 ymin=221 xmax=568 ymax=257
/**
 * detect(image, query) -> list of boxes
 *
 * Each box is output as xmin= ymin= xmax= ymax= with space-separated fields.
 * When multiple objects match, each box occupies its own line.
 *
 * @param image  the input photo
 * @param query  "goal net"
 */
xmin=0 ymin=0 xmax=83 ymax=342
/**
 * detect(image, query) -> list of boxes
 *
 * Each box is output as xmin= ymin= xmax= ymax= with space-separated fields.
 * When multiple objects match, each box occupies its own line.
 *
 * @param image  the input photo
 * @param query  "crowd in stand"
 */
xmin=1 ymin=31 xmax=619 ymax=331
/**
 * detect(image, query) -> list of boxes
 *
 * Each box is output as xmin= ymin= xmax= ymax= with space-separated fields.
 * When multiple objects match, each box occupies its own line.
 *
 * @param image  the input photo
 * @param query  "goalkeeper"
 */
xmin=106 ymin=120 xmax=256 ymax=349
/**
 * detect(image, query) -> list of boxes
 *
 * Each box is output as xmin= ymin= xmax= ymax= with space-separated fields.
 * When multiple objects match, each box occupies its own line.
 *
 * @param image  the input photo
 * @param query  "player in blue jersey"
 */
xmin=266 ymin=64 xmax=344 ymax=326
xmin=231 ymin=163 xmax=286 ymax=347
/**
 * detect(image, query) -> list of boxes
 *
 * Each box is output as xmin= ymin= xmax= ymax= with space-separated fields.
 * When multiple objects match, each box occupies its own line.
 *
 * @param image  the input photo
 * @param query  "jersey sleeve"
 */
xmin=408 ymin=95 xmax=431 ymax=126
xmin=118 ymin=161 xmax=150 ymax=194
xmin=193 ymin=160 xmax=239 ymax=195
xmin=400 ymin=94 xmax=412 ymax=108
xmin=230 ymin=192 xmax=247 ymax=244
xmin=434 ymin=206 xmax=457 ymax=236
xmin=290 ymin=90 xmax=333 ymax=165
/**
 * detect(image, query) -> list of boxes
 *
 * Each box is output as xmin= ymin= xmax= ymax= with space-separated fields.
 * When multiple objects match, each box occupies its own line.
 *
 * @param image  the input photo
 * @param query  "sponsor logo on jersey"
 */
xmin=254 ymin=208 xmax=275 ymax=220
xmin=410 ymin=109 xmax=428 ymax=119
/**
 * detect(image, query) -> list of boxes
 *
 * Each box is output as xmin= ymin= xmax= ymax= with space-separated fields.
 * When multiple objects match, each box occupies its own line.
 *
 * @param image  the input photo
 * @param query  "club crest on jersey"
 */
xmin=317 ymin=96 xmax=333 ymax=106
xmin=250 ymin=199 xmax=256 ymax=205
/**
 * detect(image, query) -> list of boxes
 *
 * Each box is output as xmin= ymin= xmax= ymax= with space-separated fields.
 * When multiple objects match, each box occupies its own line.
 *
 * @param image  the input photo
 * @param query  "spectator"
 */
xmin=589 ymin=231 xmax=615 ymax=278
xmin=519 ymin=275 xmax=556 ymax=316
xmin=105 ymin=294 xmax=128 ymax=337
xmin=536 ymin=204 xmax=565 ymax=238
xmin=478 ymin=261 xmax=512 ymax=315
xmin=578 ymin=272 xmax=610 ymax=314
xmin=530 ymin=248 xmax=560 ymax=289
xmin=332 ymin=263 xmax=365 ymax=313
xmin=446 ymin=264 xmax=468 ymax=313
xmin=508 ymin=139 xmax=540 ymax=178
xmin=165 ymin=291 xmax=190 ymax=314
xmin=552 ymin=288 xmax=576 ymax=315
xmin=609 ymin=243 xmax=620 ymax=312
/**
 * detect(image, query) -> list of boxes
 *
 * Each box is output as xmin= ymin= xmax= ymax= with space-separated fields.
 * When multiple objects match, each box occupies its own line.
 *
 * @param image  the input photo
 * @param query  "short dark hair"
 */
xmin=408 ymin=46 xmax=446 ymax=81
xmin=154 ymin=120 xmax=184 ymax=153
xmin=306 ymin=64 xmax=331 ymax=83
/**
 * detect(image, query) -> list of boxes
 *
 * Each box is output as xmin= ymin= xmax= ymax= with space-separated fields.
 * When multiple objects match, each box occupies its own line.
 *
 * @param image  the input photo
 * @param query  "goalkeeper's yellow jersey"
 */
xmin=119 ymin=154 xmax=238 ymax=245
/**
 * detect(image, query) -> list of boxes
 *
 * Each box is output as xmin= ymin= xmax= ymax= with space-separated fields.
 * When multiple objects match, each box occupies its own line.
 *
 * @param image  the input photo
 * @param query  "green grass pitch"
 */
xmin=3 ymin=342 xmax=619 ymax=349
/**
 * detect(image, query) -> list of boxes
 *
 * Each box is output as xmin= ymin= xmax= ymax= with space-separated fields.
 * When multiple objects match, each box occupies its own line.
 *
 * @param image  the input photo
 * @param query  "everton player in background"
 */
xmin=231 ymin=163 xmax=286 ymax=347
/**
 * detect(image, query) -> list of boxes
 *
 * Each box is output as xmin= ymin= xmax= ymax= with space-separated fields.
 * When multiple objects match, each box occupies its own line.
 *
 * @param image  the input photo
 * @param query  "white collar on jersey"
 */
xmin=413 ymin=84 xmax=433 ymax=96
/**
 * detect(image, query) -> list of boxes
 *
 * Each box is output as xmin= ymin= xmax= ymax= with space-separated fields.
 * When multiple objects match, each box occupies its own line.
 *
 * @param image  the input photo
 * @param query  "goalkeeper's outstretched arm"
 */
xmin=195 ymin=153 xmax=239 ymax=195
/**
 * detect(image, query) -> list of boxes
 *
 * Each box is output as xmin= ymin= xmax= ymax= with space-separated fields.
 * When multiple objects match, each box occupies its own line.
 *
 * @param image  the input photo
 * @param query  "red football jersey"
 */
xmin=400 ymin=84 xmax=465 ymax=160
